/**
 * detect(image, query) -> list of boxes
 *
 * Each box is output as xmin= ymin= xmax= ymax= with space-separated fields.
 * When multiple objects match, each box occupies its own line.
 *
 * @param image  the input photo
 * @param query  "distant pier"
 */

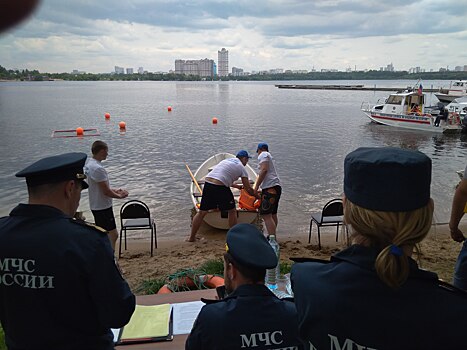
xmin=275 ymin=84 xmax=438 ymax=92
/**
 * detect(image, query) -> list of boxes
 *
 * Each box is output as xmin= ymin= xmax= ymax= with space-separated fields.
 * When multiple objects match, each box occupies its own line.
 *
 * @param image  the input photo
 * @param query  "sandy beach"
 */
xmin=117 ymin=221 xmax=467 ymax=293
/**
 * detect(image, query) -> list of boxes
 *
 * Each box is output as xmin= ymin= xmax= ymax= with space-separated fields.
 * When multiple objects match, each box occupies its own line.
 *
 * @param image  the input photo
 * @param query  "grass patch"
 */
xmin=136 ymin=258 xmax=292 ymax=295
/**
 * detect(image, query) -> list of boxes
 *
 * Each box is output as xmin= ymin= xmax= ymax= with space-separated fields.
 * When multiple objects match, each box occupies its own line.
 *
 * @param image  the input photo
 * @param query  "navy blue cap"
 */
xmin=344 ymin=147 xmax=431 ymax=212
xmin=225 ymin=223 xmax=277 ymax=269
xmin=257 ymin=143 xmax=269 ymax=151
xmin=16 ymin=152 xmax=89 ymax=189
xmin=236 ymin=150 xmax=251 ymax=159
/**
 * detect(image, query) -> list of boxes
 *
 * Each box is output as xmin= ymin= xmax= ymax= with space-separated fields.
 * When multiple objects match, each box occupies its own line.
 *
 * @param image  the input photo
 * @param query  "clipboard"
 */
xmin=115 ymin=304 xmax=174 ymax=345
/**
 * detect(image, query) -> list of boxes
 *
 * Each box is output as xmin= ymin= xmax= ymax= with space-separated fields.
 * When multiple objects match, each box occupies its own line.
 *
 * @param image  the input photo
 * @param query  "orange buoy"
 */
xmin=76 ymin=127 xmax=84 ymax=136
xmin=104 ymin=112 xmax=110 ymax=119
xmin=212 ymin=117 xmax=218 ymax=124
xmin=168 ymin=106 xmax=172 ymax=112
xmin=119 ymin=121 xmax=126 ymax=129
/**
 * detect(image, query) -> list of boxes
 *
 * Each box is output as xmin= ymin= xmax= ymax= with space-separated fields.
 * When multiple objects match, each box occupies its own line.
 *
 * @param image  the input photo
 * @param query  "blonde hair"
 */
xmin=344 ymin=199 xmax=433 ymax=289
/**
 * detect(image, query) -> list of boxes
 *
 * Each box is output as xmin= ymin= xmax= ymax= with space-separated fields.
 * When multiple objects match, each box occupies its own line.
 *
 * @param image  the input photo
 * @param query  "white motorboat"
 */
xmin=361 ymin=89 xmax=462 ymax=134
xmin=189 ymin=153 xmax=259 ymax=230
xmin=446 ymin=100 xmax=467 ymax=118
xmin=435 ymin=80 xmax=467 ymax=103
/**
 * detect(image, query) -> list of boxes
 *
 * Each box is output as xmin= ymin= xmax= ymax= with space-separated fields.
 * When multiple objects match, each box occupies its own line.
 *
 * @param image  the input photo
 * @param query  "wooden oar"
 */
xmin=186 ymin=164 xmax=203 ymax=195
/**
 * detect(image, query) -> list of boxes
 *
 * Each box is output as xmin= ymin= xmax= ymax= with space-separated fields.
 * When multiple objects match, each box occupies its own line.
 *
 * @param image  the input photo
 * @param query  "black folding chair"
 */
xmin=308 ymin=198 xmax=347 ymax=249
xmin=119 ymin=200 xmax=157 ymax=258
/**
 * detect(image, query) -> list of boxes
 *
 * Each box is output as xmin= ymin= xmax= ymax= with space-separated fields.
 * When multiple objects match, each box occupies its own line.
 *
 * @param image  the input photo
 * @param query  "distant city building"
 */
xmin=72 ymin=70 xmax=86 ymax=74
xmin=439 ymin=67 xmax=447 ymax=72
xmin=174 ymin=59 xmax=215 ymax=78
xmin=126 ymin=68 xmax=134 ymax=74
xmin=231 ymin=67 xmax=244 ymax=77
xmin=114 ymin=66 xmax=124 ymax=74
xmin=218 ymin=48 xmax=229 ymax=77
xmin=293 ymin=70 xmax=308 ymax=74
xmin=269 ymin=68 xmax=284 ymax=74
xmin=464 ymin=65 xmax=467 ymax=72
xmin=138 ymin=67 xmax=144 ymax=74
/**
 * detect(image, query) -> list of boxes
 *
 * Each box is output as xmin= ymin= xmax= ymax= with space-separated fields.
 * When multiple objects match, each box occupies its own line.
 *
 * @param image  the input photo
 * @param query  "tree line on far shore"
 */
xmin=1 ymin=65 xmax=466 ymax=82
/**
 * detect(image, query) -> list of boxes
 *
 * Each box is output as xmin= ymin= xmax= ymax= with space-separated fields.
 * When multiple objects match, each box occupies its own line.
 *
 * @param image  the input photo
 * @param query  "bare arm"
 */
xmin=97 ymin=181 xmax=128 ymax=199
xmin=449 ymin=179 xmax=467 ymax=242
xmin=241 ymin=177 xmax=255 ymax=196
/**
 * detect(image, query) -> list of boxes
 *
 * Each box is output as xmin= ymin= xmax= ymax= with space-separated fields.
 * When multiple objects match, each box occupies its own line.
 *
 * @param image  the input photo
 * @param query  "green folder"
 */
xmin=117 ymin=304 xmax=173 ymax=344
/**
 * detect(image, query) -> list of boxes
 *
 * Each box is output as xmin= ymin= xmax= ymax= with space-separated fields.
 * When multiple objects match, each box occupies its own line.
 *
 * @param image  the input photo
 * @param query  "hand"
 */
xmin=450 ymin=228 xmax=465 ymax=243
xmin=254 ymin=189 xmax=261 ymax=199
xmin=116 ymin=188 xmax=129 ymax=198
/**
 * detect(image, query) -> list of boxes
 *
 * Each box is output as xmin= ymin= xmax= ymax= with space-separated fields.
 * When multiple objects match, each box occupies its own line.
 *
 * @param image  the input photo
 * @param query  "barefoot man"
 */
xmin=187 ymin=151 xmax=255 ymax=242
xmin=85 ymin=140 xmax=128 ymax=250
xmin=254 ymin=143 xmax=282 ymax=237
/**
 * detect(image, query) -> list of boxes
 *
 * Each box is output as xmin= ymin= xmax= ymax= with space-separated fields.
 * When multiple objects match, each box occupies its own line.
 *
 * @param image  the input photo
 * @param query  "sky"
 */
xmin=1 ymin=0 xmax=466 ymax=74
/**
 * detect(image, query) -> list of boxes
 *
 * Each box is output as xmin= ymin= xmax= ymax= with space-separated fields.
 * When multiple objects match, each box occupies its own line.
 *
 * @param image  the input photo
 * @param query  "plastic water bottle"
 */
xmin=266 ymin=235 xmax=280 ymax=290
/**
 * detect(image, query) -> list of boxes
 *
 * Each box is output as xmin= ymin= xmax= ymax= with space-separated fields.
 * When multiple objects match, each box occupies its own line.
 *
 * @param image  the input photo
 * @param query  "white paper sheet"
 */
xmin=171 ymin=300 xmax=205 ymax=335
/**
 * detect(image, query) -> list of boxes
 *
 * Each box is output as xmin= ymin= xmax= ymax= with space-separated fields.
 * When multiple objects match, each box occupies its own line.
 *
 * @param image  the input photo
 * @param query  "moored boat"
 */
xmin=189 ymin=153 xmax=259 ymax=230
xmin=435 ymin=80 xmax=467 ymax=103
xmin=361 ymin=89 xmax=462 ymax=134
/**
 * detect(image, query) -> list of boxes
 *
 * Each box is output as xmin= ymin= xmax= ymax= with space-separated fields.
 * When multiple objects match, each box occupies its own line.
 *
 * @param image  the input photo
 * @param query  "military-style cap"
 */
xmin=16 ymin=152 xmax=89 ymax=189
xmin=225 ymin=223 xmax=277 ymax=269
xmin=344 ymin=147 xmax=431 ymax=212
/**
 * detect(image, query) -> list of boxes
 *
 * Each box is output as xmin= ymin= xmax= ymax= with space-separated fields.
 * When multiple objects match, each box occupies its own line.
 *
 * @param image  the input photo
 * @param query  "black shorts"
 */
xmin=200 ymin=182 xmax=236 ymax=211
xmin=260 ymin=185 xmax=282 ymax=215
xmin=91 ymin=207 xmax=116 ymax=231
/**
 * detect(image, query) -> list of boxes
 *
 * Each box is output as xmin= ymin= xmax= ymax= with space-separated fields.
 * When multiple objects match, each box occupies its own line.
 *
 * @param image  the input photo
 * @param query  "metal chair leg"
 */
xmin=118 ymin=228 xmax=123 ymax=258
xmin=317 ymin=226 xmax=321 ymax=250
xmin=150 ymin=225 xmax=154 ymax=257
xmin=308 ymin=221 xmax=313 ymax=243
xmin=154 ymin=221 xmax=157 ymax=249
xmin=335 ymin=223 xmax=339 ymax=242
xmin=124 ymin=228 xmax=127 ymax=250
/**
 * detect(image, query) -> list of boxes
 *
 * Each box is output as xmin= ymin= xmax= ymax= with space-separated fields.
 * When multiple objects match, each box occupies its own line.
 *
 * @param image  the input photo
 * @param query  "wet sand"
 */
xmin=117 ymin=222 xmax=466 ymax=293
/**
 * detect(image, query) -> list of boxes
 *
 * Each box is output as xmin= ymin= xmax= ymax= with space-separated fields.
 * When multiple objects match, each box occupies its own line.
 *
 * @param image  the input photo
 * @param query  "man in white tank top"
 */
xmin=254 ymin=143 xmax=282 ymax=237
xmin=187 ymin=151 xmax=255 ymax=242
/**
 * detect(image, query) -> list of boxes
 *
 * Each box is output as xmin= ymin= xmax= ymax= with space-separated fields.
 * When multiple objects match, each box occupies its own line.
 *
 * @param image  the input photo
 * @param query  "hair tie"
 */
xmin=389 ymin=244 xmax=403 ymax=256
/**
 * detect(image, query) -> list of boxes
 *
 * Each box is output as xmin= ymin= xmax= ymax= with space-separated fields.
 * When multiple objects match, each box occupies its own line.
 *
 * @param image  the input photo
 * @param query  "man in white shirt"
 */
xmin=85 ymin=141 xmax=128 ymax=250
xmin=187 ymin=151 xmax=255 ymax=242
xmin=254 ymin=143 xmax=282 ymax=237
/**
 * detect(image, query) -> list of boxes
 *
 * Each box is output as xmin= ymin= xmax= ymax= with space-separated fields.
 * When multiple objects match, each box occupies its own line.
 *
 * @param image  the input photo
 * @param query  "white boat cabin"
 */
xmin=376 ymin=91 xmax=425 ymax=115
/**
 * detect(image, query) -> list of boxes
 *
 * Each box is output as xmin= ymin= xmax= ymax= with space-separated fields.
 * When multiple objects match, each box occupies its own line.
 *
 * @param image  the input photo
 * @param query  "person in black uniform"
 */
xmin=0 ymin=153 xmax=135 ymax=350
xmin=186 ymin=223 xmax=303 ymax=350
xmin=291 ymin=147 xmax=467 ymax=349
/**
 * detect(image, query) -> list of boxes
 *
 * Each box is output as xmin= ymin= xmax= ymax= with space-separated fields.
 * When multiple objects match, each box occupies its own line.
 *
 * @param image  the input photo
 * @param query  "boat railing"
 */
xmin=360 ymin=101 xmax=372 ymax=112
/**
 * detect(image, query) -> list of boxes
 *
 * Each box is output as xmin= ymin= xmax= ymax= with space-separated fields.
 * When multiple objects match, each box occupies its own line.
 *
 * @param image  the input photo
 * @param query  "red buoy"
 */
xmin=76 ymin=127 xmax=84 ymax=136
xmin=168 ymin=106 xmax=172 ymax=112
xmin=212 ymin=117 xmax=218 ymax=124
xmin=104 ymin=112 xmax=110 ymax=119
xmin=119 ymin=121 xmax=126 ymax=129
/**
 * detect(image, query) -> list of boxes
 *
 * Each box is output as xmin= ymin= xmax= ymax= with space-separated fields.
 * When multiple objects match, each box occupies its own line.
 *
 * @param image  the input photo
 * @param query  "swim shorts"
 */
xmin=91 ymin=207 xmax=116 ymax=231
xmin=200 ymin=182 xmax=235 ymax=211
xmin=260 ymin=185 xmax=282 ymax=215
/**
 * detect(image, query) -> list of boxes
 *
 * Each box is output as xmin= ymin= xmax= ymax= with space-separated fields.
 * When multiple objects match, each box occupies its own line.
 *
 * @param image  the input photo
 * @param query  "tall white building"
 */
xmin=218 ymin=48 xmax=229 ymax=77
xmin=115 ymin=66 xmax=124 ymax=74
xmin=138 ymin=67 xmax=144 ymax=74
xmin=126 ymin=68 xmax=134 ymax=74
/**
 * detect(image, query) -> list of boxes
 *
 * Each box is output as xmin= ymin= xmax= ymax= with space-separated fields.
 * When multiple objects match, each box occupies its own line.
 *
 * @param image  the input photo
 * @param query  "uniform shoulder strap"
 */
xmin=289 ymin=257 xmax=330 ymax=264
xmin=69 ymin=218 xmax=108 ymax=234
xmin=438 ymin=280 xmax=467 ymax=298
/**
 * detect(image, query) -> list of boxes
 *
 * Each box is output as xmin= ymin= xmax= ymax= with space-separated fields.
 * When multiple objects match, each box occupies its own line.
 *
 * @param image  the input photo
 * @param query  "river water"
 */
xmin=0 ymin=80 xmax=466 ymax=240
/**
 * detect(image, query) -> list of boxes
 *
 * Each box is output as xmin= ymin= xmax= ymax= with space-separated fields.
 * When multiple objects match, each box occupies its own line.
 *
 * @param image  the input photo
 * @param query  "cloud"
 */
xmin=0 ymin=0 xmax=466 ymax=73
